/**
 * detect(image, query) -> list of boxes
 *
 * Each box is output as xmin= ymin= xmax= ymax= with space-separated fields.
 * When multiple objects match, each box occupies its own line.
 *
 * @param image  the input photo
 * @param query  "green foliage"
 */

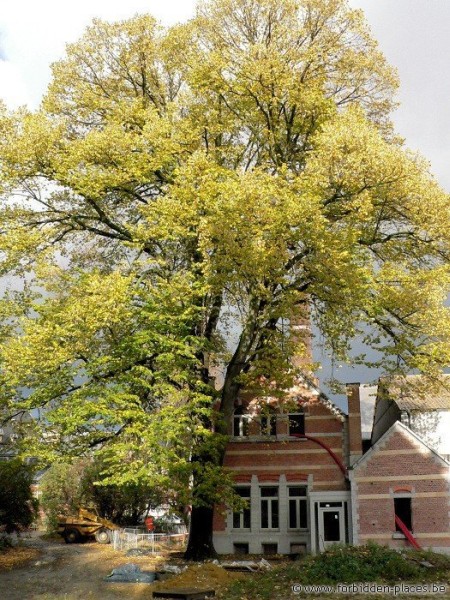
xmin=80 ymin=457 xmax=166 ymax=526
xmin=1 ymin=0 xmax=450 ymax=556
xmin=40 ymin=457 xmax=171 ymax=530
xmin=222 ymin=544 xmax=450 ymax=600
xmin=294 ymin=543 xmax=421 ymax=583
xmin=0 ymin=459 xmax=38 ymax=533
xmin=39 ymin=461 xmax=88 ymax=532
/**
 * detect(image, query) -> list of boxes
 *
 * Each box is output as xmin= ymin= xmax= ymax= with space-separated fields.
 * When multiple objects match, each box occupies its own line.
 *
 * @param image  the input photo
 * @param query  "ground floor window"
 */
xmin=288 ymin=486 xmax=307 ymax=529
xmin=262 ymin=543 xmax=278 ymax=555
xmin=233 ymin=487 xmax=251 ymax=529
xmin=260 ymin=486 xmax=279 ymax=529
xmin=233 ymin=542 xmax=249 ymax=555
xmin=394 ymin=497 xmax=412 ymax=532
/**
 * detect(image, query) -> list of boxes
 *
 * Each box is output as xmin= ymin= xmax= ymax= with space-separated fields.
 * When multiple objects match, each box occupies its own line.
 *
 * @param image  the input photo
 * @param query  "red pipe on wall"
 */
xmin=394 ymin=515 xmax=421 ymax=549
xmin=292 ymin=433 xmax=348 ymax=477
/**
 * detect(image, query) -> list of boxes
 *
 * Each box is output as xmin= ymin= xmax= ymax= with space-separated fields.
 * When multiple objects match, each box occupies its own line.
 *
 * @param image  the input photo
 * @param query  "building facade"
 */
xmin=212 ymin=379 xmax=362 ymax=555
xmin=213 ymin=376 xmax=450 ymax=555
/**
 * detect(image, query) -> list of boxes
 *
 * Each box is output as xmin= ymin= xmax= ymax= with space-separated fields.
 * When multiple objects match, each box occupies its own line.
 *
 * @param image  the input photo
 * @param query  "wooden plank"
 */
xmin=152 ymin=589 xmax=215 ymax=599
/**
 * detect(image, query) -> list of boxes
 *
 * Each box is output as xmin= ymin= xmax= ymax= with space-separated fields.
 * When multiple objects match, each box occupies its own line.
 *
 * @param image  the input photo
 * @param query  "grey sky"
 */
xmin=317 ymin=1 xmax=450 ymax=406
xmin=351 ymin=0 xmax=450 ymax=191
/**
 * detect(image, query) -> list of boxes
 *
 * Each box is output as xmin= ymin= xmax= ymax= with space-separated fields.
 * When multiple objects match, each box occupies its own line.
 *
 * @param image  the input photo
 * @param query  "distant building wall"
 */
xmin=405 ymin=410 xmax=450 ymax=459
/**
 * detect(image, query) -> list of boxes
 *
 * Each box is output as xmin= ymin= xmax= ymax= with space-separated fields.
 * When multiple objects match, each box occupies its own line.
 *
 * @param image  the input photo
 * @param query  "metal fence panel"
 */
xmin=112 ymin=529 xmax=188 ymax=554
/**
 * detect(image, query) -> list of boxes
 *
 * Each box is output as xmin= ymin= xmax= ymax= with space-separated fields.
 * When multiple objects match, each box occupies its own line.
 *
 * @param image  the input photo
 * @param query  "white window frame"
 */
xmin=260 ymin=486 xmax=279 ymax=530
xmin=233 ymin=414 xmax=251 ymax=437
xmin=232 ymin=486 xmax=251 ymax=530
xmin=288 ymin=486 xmax=308 ymax=530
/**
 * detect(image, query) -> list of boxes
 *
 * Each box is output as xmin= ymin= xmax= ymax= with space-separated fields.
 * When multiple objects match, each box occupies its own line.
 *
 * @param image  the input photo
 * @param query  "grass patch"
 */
xmin=220 ymin=544 xmax=450 ymax=600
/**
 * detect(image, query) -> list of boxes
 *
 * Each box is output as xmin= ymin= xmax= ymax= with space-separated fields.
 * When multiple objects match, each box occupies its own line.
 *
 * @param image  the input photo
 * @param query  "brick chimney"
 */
xmin=289 ymin=303 xmax=313 ymax=369
xmin=346 ymin=383 xmax=363 ymax=466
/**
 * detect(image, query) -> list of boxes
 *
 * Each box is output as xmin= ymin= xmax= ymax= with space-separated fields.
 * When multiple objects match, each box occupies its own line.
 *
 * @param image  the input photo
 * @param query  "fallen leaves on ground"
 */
xmin=0 ymin=547 xmax=41 ymax=571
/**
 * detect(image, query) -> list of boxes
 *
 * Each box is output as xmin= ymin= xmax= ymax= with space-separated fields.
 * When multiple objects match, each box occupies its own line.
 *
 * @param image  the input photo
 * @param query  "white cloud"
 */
xmin=0 ymin=59 xmax=30 ymax=107
xmin=0 ymin=0 xmax=196 ymax=109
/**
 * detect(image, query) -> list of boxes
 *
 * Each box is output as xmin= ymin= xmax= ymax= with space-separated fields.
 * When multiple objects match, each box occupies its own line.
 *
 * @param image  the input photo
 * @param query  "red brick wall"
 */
xmin=346 ymin=384 xmax=363 ymax=461
xmin=354 ymin=427 xmax=450 ymax=549
xmin=213 ymin=399 xmax=348 ymax=532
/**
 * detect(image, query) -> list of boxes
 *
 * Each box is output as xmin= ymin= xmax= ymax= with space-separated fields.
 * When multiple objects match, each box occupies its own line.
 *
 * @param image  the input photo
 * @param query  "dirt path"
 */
xmin=0 ymin=533 xmax=167 ymax=600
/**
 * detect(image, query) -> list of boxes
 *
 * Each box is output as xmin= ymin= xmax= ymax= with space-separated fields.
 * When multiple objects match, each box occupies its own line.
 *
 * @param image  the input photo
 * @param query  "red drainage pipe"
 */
xmin=394 ymin=515 xmax=421 ymax=549
xmin=292 ymin=433 xmax=348 ymax=477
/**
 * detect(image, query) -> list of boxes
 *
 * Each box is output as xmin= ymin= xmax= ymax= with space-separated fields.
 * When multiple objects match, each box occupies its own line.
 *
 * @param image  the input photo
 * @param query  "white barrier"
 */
xmin=112 ymin=529 xmax=188 ymax=554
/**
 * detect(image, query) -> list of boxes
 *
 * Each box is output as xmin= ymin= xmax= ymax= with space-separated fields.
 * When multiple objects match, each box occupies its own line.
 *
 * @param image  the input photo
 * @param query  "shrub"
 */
xmin=0 ymin=459 xmax=38 ymax=534
xmin=222 ymin=544 xmax=450 ymax=600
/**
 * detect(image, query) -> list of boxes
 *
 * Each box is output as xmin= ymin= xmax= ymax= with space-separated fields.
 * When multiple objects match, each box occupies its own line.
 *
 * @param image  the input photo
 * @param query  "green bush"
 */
xmin=222 ymin=544 xmax=450 ymax=600
xmin=40 ymin=457 xmax=167 ymax=531
xmin=39 ymin=461 xmax=87 ymax=532
xmin=0 ymin=459 xmax=38 ymax=534
xmin=0 ymin=534 xmax=13 ymax=552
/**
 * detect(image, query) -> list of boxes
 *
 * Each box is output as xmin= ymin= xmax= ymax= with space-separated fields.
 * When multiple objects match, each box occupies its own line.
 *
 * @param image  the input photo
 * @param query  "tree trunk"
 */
xmin=184 ymin=503 xmax=217 ymax=560
xmin=184 ymin=313 xmax=260 ymax=560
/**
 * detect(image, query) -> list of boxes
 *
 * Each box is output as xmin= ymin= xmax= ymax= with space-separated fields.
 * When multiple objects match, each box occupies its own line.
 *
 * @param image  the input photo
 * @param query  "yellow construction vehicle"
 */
xmin=57 ymin=508 xmax=119 ymax=544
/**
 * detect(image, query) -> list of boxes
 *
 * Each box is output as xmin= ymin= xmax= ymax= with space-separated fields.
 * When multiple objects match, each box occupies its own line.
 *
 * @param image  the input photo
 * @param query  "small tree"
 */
xmin=39 ymin=460 xmax=87 ymax=532
xmin=0 ymin=459 xmax=38 ymax=534
xmin=80 ymin=458 xmax=166 ymax=526
xmin=40 ymin=457 xmax=169 ymax=530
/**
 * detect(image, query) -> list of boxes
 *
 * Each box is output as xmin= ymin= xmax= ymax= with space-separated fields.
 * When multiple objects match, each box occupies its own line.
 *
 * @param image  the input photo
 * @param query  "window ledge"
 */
xmin=392 ymin=532 xmax=407 ymax=539
xmin=230 ymin=435 xmax=278 ymax=442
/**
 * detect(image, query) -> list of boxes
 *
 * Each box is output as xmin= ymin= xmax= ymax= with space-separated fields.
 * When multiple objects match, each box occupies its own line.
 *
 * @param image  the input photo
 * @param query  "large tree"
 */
xmin=1 ymin=0 xmax=450 ymax=558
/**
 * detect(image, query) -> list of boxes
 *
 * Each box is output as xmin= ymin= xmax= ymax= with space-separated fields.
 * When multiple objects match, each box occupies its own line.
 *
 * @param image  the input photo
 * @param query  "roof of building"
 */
xmin=289 ymin=373 xmax=347 ymax=421
xmin=351 ymin=419 xmax=450 ymax=471
xmin=381 ymin=374 xmax=450 ymax=411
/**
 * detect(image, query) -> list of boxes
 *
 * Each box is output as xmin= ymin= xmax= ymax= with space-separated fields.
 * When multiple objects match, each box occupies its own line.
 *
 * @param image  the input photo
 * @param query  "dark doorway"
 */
xmin=323 ymin=510 xmax=341 ymax=542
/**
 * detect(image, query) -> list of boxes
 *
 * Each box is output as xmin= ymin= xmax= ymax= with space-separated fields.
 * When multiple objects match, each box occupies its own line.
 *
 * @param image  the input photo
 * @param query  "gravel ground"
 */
xmin=0 ymin=532 xmax=167 ymax=600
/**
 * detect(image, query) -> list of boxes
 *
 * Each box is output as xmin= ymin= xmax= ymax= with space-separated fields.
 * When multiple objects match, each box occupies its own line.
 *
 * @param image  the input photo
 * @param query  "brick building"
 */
xmin=213 ymin=374 xmax=450 ymax=555
xmin=212 ymin=378 xmax=363 ymax=555
xmin=350 ymin=420 xmax=450 ymax=553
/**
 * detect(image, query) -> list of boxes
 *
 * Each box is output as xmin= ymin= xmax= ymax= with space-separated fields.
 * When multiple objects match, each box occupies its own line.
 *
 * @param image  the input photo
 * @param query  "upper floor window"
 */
xmin=260 ymin=404 xmax=277 ymax=436
xmin=233 ymin=407 xmax=250 ymax=437
xmin=288 ymin=412 xmax=305 ymax=436
xmin=260 ymin=414 xmax=277 ymax=436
